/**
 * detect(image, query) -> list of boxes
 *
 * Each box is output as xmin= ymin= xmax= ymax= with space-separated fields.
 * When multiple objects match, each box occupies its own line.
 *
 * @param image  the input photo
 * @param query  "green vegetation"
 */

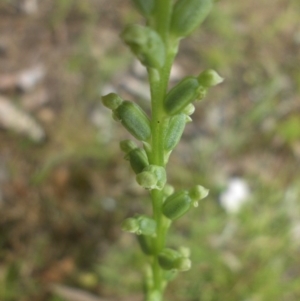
xmin=102 ymin=1 xmax=224 ymax=299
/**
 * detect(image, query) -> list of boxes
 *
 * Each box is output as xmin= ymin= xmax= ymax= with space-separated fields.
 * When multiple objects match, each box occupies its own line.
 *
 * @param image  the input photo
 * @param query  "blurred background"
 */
xmin=0 ymin=0 xmax=300 ymax=300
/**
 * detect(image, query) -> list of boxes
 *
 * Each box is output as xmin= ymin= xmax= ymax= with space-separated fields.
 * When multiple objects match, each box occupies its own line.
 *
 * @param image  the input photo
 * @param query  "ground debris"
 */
xmin=50 ymin=284 xmax=142 ymax=301
xmin=19 ymin=0 xmax=38 ymax=15
xmin=0 ymin=95 xmax=45 ymax=142
xmin=20 ymin=87 xmax=49 ymax=111
xmin=50 ymin=284 xmax=107 ymax=301
xmin=0 ymin=65 xmax=45 ymax=92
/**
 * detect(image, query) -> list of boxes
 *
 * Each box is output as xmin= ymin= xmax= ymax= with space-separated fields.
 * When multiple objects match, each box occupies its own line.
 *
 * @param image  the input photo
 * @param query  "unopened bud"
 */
xmin=122 ymin=215 xmax=156 ymax=236
xmin=175 ymin=257 xmax=192 ymax=272
xmin=122 ymin=217 xmax=139 ymax=233
xmin=159 ymin=247 xmax=192 ymax=271
xmin=137 ymin=215 xmax=157 ymax=236
xmin=136 ymin=165 xmax=166 ymax=190
xmin=197 ymin=69 xmax=224 ymax=87
xmin=164 ymin=113 xmax=186 ymax=152
xmin=137 ymin=235 xmax=154 ymax=255
xmin=182 ymin=103 xmax=195 ymax=116
xmin=158 ymin=248 xmax=182 ymax=270
xmin=163 ymin=184 xmax=175 ymax=198
xmin=162 ymin=190 xmax=192 ymax=220
xmin=121 ymin=24 xmax=165 ymax=69
xmin=189 ymin=185 xmax=209 ymax=207
xmin=120 ymin=139 xmax=138 ymax=154
xmin=102 ymin=93 xmax=123 ymax=110
xmin=114 ymin=101 xmax=151 ymax=141
xmin=164 ymin=76 xmax=204 ymax=116
xmin=131 ymin=0 xmax=154 ymax=17
xmin=136 ymin=171 xmax=157 ymax=190
xmin=128 ymin=148 xmax=149 ymax=174
xmin=171 ymin=0 xmax=213 ymax=37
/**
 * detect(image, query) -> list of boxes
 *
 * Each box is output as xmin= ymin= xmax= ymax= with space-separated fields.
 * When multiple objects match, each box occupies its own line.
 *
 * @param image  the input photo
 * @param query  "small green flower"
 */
xmin=114 ymin=101 xmax=151 ymax=141
xmin=121 ymin=24 xmax=165 ymax=69
xmin=136 ymin=165 xmax=166 ymax=190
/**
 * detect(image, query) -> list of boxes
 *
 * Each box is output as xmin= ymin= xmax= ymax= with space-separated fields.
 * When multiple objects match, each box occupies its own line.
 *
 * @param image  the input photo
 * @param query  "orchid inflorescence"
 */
xmin=102 ymin=0 xmax=222 ymax=300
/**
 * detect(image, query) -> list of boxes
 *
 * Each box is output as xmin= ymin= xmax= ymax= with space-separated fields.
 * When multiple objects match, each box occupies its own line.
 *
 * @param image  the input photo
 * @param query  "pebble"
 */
xmin=50 ymin=284 xmax=106 ymax=301
xmin=0 ymin=65 xmax=46 ymax=92
xmin=17 ymin=65 xmax=45 ymax=92
xmin=19 ymin=0 xmax=38 ymax=15
xmin=0 ymin=96 xmax=45 ymax=143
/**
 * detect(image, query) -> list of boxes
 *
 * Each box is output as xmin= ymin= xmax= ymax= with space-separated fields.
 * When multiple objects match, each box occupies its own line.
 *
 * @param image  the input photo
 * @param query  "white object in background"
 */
xmin=120 ymin=75 xmax=150 ymax=100
xmin=17 ymin=65 xmax=45 ymax=92
xmin=21 ymin=0 xmax=38 ymax=14
xmin=89 ymin=105 xmax=114 ymax=144
xmin=219 ymin=177 xmax=250 ymax=214
xmin=0 ymin=96 xmax=45 ymax=142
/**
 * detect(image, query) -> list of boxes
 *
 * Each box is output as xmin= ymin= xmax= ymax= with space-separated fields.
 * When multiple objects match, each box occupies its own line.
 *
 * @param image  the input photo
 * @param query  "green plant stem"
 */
xmin=146 ymin=2 xmax=179 ymax=297
xmin=155 ymin=0 xmax=172 ymax=41
xmin=147 ymin=66 xmax=168 ymax=301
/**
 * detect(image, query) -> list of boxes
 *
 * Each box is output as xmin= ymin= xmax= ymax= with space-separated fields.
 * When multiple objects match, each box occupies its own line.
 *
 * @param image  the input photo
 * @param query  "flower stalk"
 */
xmin=102 ymin=1 xmax=223 ymax=300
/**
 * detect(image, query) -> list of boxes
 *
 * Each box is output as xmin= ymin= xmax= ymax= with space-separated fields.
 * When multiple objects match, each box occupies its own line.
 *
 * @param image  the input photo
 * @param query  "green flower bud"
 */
xmin=158 ymin=248 xmax=182 ymax=270
xmin=136 ymin=165 xmax=166 ymax=190
xmin=162 ymin=190 xmax=192 ymax=220
xmin=159 ymin=247 xmax=191 ymax=272
xmin=170 ymin=0 xmax=213 ymax=38
xmin=120 ymin=139 xmax=138 ymax=154
xmin=128 ymin=148 xmax=149 ymax=174
xmin=131 ymin=0 xmax=154 ymax=17
xmin=164 ymin=114 xmax=186 ymax=151
xmin=122 ymin=217 xmax=139 ymax=233
xmin=136 ymin=215 xmax=157 ymax=236
xmin=189 ymin=185 xmax=209 ymax=207
xmin=145 ymin=165 xmax=166 ymax=189
xmin=102 ymin=93 xmax=123 ymax=110
xmin=197 ymin=69 xmax=224 ymax=87
xmin=120 ymin=24 xmax=165 ymax=69
xmin=182 ymin=103 xmax=195 ymax=116
xmin=114 ymin=101 xmax=151 ymax=141
xmin=163 ymin=184 xmax=175 ymax=198
xmin=136 ymin=171 xmax=157 ymax=190
xmin=122 ymin=215 xmax=156 ymax=236
xmin=137 ymin=235 xmax=154 ymax=255
xmin=164 ymin=76 xmax=205 ymax=116
xmin=194 ymin=86 xmax=207 ymax=102
xmin=164 ymin=113 xmax=186 ymax=152
xmin=175 ymin=257 xmax=192 ymax=272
